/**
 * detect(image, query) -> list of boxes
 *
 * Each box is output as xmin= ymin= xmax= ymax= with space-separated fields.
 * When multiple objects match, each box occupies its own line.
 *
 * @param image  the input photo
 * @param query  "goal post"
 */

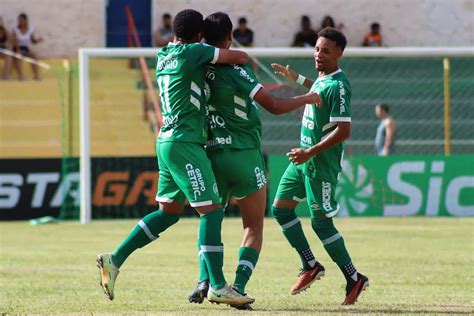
xmin=78 ymin=46 xmax=474 ymax=223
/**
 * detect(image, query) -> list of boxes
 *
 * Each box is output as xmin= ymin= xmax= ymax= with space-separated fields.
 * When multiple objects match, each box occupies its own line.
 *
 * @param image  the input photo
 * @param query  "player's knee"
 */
xmin=311 ymin=217 xmax=338 ymax=241
xmin=272 ymin=205 xmax=296 ymax=226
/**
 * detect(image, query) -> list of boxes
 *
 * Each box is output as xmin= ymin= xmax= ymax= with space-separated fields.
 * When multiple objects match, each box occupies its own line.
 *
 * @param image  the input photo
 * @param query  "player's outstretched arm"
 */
xmin=271 ymin=63 xmax=314 ymax=89
xmin=254 ymin=88 xmax=321 ymax=115
xmin=287 ymin=122 xmax=351 ymax=165
xmin=216 ymin=49 xmax=249 ymax=65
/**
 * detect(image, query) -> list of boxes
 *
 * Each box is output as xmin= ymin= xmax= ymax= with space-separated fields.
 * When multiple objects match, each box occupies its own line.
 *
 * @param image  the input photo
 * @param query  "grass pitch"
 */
xmin=1 ymin=217 xmax=472 ymax=315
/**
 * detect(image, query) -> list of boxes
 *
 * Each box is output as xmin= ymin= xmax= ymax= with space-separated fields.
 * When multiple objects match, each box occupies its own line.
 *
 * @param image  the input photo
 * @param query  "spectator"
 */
xmin=11 ymin=13 xmax=43 ymax=80
xmin=292 ymin=15 xmax=317 ymax=47
xmin=363 ymin=22 xmax=382 ymax=47
xmin=0 ymin=25 xmax=13 ymax=79
xmin=318 ymin=15 xmax=344 ymax=32
xmin=154 ymin=13 xmax=174 ymax=46
xmin=375 ymin=104 xmax=397 ymax=156
xmin=232 ymin=17 xmax=254 ymax=47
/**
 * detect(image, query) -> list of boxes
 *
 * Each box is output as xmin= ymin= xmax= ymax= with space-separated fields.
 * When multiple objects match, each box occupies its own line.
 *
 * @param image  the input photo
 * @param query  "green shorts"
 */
xmin=207 ymin=148 xmax=267 ymax=204
xmin=156 ymin=142 xmax=220 ymax=207
xmin=275 ymin=163 xmax=339 ymax=218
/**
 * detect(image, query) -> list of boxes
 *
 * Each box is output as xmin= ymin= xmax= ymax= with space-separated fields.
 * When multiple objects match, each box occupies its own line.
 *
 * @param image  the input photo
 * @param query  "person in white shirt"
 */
xmin=11 ymin=13 xmax=43 ymax=80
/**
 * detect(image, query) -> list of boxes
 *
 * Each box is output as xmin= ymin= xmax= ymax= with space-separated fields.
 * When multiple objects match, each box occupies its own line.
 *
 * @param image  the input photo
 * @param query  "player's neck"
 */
xmin=319 ymin=66 xmax=340 ymax=77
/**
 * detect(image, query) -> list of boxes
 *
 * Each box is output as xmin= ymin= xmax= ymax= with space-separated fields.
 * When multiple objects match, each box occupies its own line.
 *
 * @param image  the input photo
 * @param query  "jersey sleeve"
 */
xmin=188 ymin=43 xmax=220 ymax=66
xmin=228 ymin=65 xmax=263 ymax=99
xmin=328 ymin=80 xmax=351 ymax=123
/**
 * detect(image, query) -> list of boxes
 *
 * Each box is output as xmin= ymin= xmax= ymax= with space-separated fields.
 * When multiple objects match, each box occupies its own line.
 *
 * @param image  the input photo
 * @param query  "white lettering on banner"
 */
xmin=51 ymin=172 xmax=80 ymax=207
xmin=446 ymin=176 xmax=474 ymax=216
xmin=186 ymin=164 xmax=206 ymax=200
xmin=0 ymin=174 xmax=23 ymax=208
xmin=384 ymin=161 xmax=424 ymax=216
xmin=27 ymin=173 xmax=60 ymax=208
xmin=425 ymin=162 xmax=444 ymax=216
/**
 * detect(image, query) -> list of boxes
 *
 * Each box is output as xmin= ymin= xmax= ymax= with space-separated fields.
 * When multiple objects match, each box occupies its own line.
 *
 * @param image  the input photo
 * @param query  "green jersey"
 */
xmin=156 ymin=42 xmax=220 ymax=144
xmin=299 ymin=69 xmax=352 ymax=183
xmin=205 ymin=64 xmax=263 ymax=150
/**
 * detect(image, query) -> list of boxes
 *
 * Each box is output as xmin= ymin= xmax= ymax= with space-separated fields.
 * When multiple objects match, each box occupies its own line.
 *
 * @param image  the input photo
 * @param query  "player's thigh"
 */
xmin=156 ymin=142 xmax=186 ymax=205
xmin=273 ymin=163 xmax=306 ymax=209
xmin=160 ymin=142 xmax=220 ymax=208
xmin=304 ymin=177 xmax=339 ymax=219
xmin=237 ymin=185 xmax=266 ymax=230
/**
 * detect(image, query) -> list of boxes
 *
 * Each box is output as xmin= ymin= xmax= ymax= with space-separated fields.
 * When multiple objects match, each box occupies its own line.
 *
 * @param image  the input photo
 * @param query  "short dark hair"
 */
xmin=19 ymin=13 xmax=28 ymax=20
xmin=163 ymin=13 xmax=171 ymax=20
xmin=318 ymin=27 xmax=347 ymax=51
xmin=302 ymin=15 xmax=310 ymax=23
xmin=377 ymin=103 xmax=389 ymax=113
xmin=203 ymin=12 xmax=233 ymax=46
xmin=173 ymin=9 xmax=203 ymax=41
xmin=238 ymin=17 xmax=247 ymax=24
xmin=371 ymin=22 xmax=380 ymax=30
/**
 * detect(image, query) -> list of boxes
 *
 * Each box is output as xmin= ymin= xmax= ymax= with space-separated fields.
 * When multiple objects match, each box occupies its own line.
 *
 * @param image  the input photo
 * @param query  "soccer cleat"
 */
xmin=229 ymin=286 xmax=254 ymax=310
xmin=96 ymin=253 xmax=120 ymax=300
xmin=342 ymin=272 xmax=369 ymax=305
xmin=290 ymin=261 xmax=325 ymax=295
xmin=188 ymin=280 xmax=209 ymax=304
xmin=207 ymin=284 xmax=255 ymax=306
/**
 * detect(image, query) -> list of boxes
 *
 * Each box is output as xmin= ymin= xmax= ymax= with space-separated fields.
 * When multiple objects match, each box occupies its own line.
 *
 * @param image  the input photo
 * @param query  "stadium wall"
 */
xmin=1 ymin=0 xmax=473 ymax=58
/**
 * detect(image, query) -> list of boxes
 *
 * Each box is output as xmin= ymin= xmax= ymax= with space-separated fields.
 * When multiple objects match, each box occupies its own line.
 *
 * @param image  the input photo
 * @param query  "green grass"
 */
xmin=1 ymin=218 xmax=473 ymax=315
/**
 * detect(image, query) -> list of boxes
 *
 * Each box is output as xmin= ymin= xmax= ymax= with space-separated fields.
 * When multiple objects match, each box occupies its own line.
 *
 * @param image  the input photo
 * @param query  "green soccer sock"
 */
xmin=198 ymin=208 xmax=226 ymax=290
xmin=272 ymin=206 xmax=316 ymax=270
xmin=233 ymin=246 xmax=259 ymax=294
xmin=197 ymin=240 xmax=210 ymax=282
xmin=311 ymin=217 xmax=354 ymax=280
xmin=112 ymin=209 xmax=180 ymax=268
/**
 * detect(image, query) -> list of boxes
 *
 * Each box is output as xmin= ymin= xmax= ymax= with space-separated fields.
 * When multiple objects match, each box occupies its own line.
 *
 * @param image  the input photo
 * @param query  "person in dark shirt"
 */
xmin=292 ymin=15 xmax=317 ymax=47
xmin=232 ymin=17 xmax=254 ymax=47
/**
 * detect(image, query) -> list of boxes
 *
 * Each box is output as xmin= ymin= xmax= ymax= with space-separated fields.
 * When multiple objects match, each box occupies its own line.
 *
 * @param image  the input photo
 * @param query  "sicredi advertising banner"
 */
xmin=268 ymin=155 xmax=474 ymax=217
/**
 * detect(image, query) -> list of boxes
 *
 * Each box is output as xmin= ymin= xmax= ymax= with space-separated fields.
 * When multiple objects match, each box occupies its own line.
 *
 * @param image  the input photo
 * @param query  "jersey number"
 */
xmin=158 ymin=75 xmax=171 ymax=113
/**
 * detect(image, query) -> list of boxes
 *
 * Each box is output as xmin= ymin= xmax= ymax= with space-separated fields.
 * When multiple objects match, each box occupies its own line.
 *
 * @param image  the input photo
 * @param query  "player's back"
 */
xmin=156 ymin=42 xmax=219 ymax=144
xmin=205 ymin=63 xmax=263 ymax=150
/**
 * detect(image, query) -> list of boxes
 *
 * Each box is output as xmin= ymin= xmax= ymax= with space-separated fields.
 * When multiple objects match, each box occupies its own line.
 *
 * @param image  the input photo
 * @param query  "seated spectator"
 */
xmin=154 ymin=13 xmax=174 ymax=46
xmin=11 ymin=13 xmax=43 ymax=80
xmin=292 ymin=15 xmax=317 ymax=47
xmin=363 ymin=22 xmax=382 ymax=47
xmin=232 ymin=17 xmax=254 ymax=47
xmin=318 ymin=15 xmax=344 ymax=32
xmin=0 ymin=25 xmax=13 ymax=79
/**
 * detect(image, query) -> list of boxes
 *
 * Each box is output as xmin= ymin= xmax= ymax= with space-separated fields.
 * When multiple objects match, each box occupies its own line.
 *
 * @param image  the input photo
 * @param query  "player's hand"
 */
xmin=287 ymin=148 xmax=313 ymax=165
xmin=271 ymin=63 xmax=298 ymax=82
xmin=304 ymin=92 xmax=322 ymax=107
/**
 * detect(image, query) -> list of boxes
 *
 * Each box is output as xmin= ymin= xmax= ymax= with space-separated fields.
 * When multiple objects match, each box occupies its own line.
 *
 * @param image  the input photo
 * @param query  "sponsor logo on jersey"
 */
xmin=300 ymin=134 xmax=313 ymax=146
xmin=209 ymin=113 xmax=226 ymax=129
xmin=233 ymin=65 xmax=255 ymax=83
xmin=338 ymin=81 xmax=346 ymax=115
xmin=186 ymin=164 xmax=206 ymax=200
xmin=255 ymin=167 xmax=267 ymax=189
xmin=207 ymin=136 xmax=232 ymax=147
xmin=162 ymin=114 xmax=178 ymax=127
xmin=157 ymin=55 xmax=178 ymax=70
xmin=302 ymin=104 xmax=315 ymax=130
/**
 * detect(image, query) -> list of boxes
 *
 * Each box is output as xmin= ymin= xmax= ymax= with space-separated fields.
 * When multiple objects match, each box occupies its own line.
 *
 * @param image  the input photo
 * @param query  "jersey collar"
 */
xmin=316 ymin=68 xmax=342 ymax=81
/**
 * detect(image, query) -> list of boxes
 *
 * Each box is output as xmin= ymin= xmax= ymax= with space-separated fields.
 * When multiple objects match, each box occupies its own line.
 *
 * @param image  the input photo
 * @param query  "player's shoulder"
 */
xmin=228 ymin=64 xmax=258 ymax=83
xmin=327 ymin=70 xmax=351 ymax=91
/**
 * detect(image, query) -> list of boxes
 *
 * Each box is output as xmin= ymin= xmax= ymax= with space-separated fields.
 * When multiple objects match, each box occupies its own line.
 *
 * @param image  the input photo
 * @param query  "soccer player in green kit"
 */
xmin=96 ymin=9 xmax=255 ymax=306
xmin=187 ymin=12 xmax=322 ymax=309
xmin=270 ymin=27 xmax=369 ymax=305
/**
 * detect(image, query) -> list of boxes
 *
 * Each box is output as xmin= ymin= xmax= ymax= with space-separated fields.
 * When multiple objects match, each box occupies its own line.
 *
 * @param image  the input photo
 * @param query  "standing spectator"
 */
xmin=11 ymin=13 xmax=43 ymax=80
xmin=318 ymin=15 xmax=344 ymax=32
xmin=0 ymin=25 xmax=13 ymax=79
xmin=375 ymin=104 xmax=397 ymax=156
xmin=232 ymin=17 xmax=254 ymax=47
xmin=292 ymin=15 xmax=317 ymax=47
xmin=154 ymin=13 xmax=174 ymax=46
xmin=363 ymin=22 xmax=382 ymax=47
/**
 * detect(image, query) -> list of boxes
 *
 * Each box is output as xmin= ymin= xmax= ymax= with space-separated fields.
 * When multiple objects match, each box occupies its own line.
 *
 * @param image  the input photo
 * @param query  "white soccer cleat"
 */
xmin=96 ymin=253 xmax=120 ymax=300
xmin=207 ymin=283 xmax=255 ymax=306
